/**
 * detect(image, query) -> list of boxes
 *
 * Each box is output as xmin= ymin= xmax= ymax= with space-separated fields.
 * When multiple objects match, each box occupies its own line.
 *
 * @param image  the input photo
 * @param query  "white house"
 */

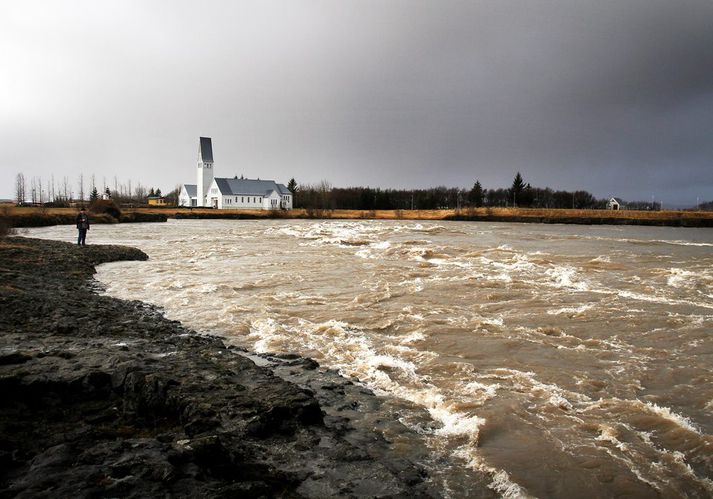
xmin=206 ymin=177 xmax=292 ymax=210
xmin=178 ymin=137 xmax=292 ymax=210
xmin=606 ymin=197 xmax=622 ymax=210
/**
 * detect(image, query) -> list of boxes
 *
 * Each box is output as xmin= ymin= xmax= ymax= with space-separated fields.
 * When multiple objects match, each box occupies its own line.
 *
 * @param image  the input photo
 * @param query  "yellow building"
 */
xmin=147 ymin=197 xmax=167 ymax=206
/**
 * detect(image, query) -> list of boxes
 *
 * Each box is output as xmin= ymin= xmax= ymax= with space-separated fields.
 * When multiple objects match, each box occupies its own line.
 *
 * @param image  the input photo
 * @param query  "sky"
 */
xmin=1 ymin=0 xmax=712 ymax=206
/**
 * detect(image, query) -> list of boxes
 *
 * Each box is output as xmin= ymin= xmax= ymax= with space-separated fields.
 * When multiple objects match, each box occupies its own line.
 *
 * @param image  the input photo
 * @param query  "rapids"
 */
xmin=28 ymin=220 xmax=713 ymax=497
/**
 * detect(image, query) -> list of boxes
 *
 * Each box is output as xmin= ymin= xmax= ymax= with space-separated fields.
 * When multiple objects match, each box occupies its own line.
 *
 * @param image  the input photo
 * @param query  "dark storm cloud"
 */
xmin=1 ymin=0 xmax=712 ymax=205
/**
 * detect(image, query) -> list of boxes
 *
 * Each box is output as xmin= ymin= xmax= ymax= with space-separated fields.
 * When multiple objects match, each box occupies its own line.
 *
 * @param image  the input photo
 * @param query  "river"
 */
xmin=28 ymin=219 xmax=713 ymax=498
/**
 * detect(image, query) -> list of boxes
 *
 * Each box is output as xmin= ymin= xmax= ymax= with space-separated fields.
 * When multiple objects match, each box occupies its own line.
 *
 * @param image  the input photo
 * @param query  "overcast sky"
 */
xmin=2 ymin=0 xmax=712 ymax=205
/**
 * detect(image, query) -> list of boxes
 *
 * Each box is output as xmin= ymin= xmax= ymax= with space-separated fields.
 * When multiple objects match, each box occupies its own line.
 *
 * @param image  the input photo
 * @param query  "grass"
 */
xmin=3 ymin=205 xmax=713 ymax=228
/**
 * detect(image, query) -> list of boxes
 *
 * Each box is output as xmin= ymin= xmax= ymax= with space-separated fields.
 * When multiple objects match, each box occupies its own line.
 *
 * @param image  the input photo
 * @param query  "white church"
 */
xmin=178 ymin=137 xmax=293 ymax=210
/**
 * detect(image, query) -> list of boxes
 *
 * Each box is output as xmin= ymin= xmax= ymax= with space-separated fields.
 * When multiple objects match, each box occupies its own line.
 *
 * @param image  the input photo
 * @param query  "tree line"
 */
xmin=287 ymin=173 xmax=659 ymax=211
xmin=14 ymin=170 xmax=684 ymax=211
xmin=14 ymin=172 xmax=178 ymax=206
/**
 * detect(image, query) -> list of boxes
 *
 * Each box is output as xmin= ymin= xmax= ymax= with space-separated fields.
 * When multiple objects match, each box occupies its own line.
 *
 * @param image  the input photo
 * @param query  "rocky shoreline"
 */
xmin=0 ymin=237 xmax=438 ymax=498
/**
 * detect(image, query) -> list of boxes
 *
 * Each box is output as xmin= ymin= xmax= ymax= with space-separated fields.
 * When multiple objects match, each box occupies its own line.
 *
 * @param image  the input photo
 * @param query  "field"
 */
xmin=2 ymin=205 xmax=713 ymax=228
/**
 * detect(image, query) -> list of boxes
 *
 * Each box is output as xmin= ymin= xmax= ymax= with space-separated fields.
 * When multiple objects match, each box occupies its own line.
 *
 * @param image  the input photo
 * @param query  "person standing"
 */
xmin=76 ymin=207 xmax=90 ymax=246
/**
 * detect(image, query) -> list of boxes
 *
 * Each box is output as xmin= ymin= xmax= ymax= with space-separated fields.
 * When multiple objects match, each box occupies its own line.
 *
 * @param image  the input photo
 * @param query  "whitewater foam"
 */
xmin=28 ymin=218 xmax=713 ymax=498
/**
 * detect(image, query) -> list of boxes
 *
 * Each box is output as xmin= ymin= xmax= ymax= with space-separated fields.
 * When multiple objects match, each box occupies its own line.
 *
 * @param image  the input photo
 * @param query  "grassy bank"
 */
xmin=0 ymin=206 xmax=167 ymax=229
xmin=113 ymin=206 xmax=713 ymax=226
xmin=3 ymin=206 xmax=713 ymax=228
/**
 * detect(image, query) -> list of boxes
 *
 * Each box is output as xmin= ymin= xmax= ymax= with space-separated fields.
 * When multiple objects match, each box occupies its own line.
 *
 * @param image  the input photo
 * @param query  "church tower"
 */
xmin=196 ymin=137 xmax=214 ymax=207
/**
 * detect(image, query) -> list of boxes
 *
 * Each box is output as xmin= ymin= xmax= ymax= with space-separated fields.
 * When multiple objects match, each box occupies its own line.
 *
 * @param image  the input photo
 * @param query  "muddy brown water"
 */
xmin=29 ymin=220 xmax=713 ymax=497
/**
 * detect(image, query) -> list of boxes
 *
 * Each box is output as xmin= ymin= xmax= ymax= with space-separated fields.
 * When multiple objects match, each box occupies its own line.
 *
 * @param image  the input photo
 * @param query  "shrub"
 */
xmin=0 ymin=221 xmax=13 ymax=237
xmin=268 ymin=209 xmax=289 ymax=219
xmin=0 ymin=207 xmax=14 ymax=237
xmin=44 ymin=200 xmax=70 ymax=208
xmin=89 ymin=199 xmax=122 ymax=220
xmin=359 ymin=210 xmax=376 ymax=219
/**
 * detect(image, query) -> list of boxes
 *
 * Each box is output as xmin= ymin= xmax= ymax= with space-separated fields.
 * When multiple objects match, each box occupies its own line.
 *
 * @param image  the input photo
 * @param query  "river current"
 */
xmin=28 ymin=220 xmax=713 ymax=497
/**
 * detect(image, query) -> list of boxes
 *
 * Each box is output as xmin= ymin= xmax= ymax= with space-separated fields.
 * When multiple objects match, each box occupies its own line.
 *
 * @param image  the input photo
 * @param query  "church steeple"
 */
xmin=196 ymin=137 xmax=214 ymax=207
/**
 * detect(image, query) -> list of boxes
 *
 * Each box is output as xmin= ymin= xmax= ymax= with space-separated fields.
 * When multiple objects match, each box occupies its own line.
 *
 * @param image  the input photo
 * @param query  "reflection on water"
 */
xmin=29 ymin=220 xmax=713 ymax=498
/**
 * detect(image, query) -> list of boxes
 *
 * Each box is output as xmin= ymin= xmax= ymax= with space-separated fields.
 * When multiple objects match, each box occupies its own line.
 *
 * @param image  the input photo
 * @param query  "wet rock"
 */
xmin=0 ymin=351 xmax=32 ymax=365
xmin=0 ymin=237 xmax=436 ymax=498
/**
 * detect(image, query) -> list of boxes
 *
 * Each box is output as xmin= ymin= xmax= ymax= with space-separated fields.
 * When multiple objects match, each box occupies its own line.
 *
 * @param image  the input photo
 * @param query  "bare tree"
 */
xmin=51 ymin=174 xmax=56 ymax=202
xmin=78 ymin=173 xmax=85 ymax=202
xmin=30 ymin=177 xmax=37 ymax=204
xmin=62 ymin=176 xmax=70 ymax=201
xmin=90 ymin=174 xmax=96 ymax=195
xmin=318 ymin=180 xmax=333 ymax=209
xmin=134 ymin=183 xmax=147 ymax=202
xmin=15 ymin=173 xmax=26 ymax=205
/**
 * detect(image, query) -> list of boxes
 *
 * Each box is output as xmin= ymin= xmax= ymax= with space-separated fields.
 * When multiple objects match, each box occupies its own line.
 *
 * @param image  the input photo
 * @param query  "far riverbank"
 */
xmin=4 ymin=205 xmax=713 ymax=228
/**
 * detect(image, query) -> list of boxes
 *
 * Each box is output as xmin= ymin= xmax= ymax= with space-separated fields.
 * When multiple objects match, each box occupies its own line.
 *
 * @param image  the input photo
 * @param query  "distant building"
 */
xmin=178 ymin=137 xmax=292 ymax=210
xmin=147 ymin=196 xmax=167 ymax=206
xmin=607 ymin=197 xmax=623 ymax=210
xmin=179 ymin=184 xmax=197 ymax=207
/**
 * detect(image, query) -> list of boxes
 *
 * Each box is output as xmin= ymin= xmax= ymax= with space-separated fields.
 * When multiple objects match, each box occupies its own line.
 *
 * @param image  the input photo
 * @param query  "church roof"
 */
xmin=199 ymin=137 xmax=213 ymax=163
xmin=183 ymin=184 xmax=197 ymax=197
xmin=214 ymin=178 xmax=291 ymax=196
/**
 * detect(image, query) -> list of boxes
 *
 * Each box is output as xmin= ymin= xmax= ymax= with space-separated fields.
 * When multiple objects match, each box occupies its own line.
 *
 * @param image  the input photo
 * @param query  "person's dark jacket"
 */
xmin=76 ymin=212 xmax=90 ymax=230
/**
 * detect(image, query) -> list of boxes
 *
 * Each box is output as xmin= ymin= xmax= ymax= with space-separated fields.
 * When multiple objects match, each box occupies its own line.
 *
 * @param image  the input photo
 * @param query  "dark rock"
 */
xmin=0 ymin=352 xmax=32 ymax=365
xmin=0 ymin=237 xmax=437 ymax=498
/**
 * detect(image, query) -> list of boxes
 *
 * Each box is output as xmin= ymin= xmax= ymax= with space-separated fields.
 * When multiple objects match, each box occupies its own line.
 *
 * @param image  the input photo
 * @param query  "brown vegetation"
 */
xmin=88 ymin=199 xmax=122 ymax=219
xmin=3 ymin=206 xmax=713 ymax=228
xmin=0 ymin=207 xmax=13 ymax=237
xmin=0 ymin=206 xmax=164 ymax=229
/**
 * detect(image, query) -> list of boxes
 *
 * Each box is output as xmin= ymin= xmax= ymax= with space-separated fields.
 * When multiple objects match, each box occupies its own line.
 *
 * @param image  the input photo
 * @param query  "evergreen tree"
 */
xmin=104 ymin=187 xmax=111 ymax=198
xmin=469 ymin=180 xmax=484 ymax=207
xmin=155 ymin=188 xmax=162 ymax=197
xmin=511 ymin=172 xmax=526 ymax=206
xmin=148 ymin=187 xmax=155 ymax=197
xmin=287 ymin=178 xmax=297 ymax=194
xmin=90 ymin=187 xmax=99 ymax=202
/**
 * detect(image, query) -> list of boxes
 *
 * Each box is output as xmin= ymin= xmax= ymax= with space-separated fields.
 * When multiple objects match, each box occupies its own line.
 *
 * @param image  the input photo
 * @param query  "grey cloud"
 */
xmin=1 ymin=0 xmax=711 ymax=205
